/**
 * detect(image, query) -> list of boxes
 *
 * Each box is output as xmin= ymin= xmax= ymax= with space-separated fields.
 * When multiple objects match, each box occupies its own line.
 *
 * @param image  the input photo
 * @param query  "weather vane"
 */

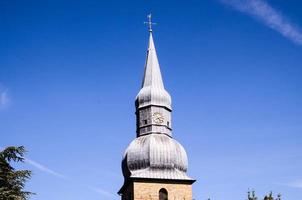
xmin=144 ymin=13 xmax=156 ymax=32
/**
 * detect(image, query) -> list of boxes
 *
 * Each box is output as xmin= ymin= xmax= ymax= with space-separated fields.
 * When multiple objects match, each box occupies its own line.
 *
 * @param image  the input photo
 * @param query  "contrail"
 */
xmin=24 ymin=157 xmax=116 ymax=198
xmin=221 ymin=0 xmax=302 ymax=45
xmin=0 ymin=147 xmax=116 ymax=198
xmin=25 ymin=158 xmax=68 ymax=180
xmin=88 ymin=186 xmax=117 ymax=198
xmin=286 ymin=180 xmax=302 ymax=188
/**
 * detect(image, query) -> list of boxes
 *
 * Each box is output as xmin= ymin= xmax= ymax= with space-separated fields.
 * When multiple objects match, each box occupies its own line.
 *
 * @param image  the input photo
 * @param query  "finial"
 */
xmin=144 ymin=13 xmax=156 ymax=32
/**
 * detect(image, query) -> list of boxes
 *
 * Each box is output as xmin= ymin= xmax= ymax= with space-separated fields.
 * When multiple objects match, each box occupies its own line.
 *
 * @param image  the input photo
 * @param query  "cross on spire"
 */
xmin=144 ymin=13 xmax=156 ymax=32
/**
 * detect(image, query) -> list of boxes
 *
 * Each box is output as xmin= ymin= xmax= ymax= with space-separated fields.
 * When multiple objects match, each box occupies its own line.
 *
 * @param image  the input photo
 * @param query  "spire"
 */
xmin=136 ymin=14 xmax=171 ymax=111
xmin=142 ymin=14 xmax=163 ymax=89
xmin=141 ymin=32 xmax=164 ymax=89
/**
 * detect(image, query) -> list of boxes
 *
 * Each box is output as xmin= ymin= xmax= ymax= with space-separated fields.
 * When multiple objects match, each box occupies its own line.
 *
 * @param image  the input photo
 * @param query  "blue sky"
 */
xmin=1 ymin=0 xmax=302 ymax=200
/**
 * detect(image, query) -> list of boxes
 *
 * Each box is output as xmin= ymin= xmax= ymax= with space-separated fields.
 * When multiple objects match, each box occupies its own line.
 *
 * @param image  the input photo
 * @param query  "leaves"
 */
xmin=248 ymin=190 xmax=282 ymax=200
xmin=0 ymin=146 xmax=34 ymax=200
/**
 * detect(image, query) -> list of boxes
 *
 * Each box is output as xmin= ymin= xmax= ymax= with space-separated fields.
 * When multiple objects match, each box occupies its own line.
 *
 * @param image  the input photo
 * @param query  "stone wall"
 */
xmin=133 ymin=181 xmax=192 ymax=200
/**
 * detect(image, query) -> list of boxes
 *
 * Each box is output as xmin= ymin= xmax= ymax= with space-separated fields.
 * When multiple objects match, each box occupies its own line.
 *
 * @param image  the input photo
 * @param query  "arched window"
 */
xmin=159 ymin=188 xmax=168 ymax=200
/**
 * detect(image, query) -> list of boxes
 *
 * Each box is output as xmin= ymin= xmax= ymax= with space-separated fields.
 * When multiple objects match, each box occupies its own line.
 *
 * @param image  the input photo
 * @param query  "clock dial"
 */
xmin=153 ymin=112 xmax=164 ymax=124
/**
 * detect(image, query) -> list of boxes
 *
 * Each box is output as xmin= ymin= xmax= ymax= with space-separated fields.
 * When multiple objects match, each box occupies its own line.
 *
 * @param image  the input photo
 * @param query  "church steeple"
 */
xmin=119 ymin=15 xmax=194 ymax=200
xmin=135 ymin=21 xmax=172 ymax=137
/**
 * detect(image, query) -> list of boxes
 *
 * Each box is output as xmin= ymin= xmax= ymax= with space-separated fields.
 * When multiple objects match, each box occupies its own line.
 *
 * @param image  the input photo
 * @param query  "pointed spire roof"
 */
xmin=135 ymin=32 xmax=171 ymax=110
xmin=141 ymin=32 xmax=164 ymax=89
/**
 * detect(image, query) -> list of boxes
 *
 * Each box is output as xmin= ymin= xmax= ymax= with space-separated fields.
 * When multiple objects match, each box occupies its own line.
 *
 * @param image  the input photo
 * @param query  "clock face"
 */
xmin=153 ymin=112 xmax=164 ymax=124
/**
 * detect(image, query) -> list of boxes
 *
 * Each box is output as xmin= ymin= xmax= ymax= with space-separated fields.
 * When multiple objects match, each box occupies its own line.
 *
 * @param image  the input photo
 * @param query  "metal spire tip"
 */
xmin=144 ymin=13 xmax=156 ymax=32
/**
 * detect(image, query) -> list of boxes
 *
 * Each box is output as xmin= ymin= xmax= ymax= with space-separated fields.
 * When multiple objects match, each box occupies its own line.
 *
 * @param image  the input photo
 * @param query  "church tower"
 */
xmin=118 ymin=15 xmax=195 ymax=200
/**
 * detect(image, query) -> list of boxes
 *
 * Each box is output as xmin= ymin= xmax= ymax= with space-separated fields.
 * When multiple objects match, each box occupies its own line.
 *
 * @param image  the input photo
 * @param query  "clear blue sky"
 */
xmin=1 ymin=0 xmax=302 ymax=200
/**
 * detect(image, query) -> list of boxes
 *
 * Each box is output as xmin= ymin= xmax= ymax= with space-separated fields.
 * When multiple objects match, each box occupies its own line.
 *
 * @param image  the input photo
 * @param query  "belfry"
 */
xmin=118 ymin=15 xmax=195 ymax=200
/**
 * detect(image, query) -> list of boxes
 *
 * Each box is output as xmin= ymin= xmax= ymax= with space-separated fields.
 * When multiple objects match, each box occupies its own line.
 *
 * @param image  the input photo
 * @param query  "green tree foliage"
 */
xmin=248 ymin=190 xmax=281 ymax=200
xmin=248 ymin=190 xmax=258 ymax=200
xmin=0 ymin=146 xmax=34 ymax=200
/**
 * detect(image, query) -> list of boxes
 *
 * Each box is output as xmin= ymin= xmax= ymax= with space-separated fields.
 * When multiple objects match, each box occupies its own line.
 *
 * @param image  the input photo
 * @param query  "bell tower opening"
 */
xmin=159 ymin=188 xmax=168 ymax=200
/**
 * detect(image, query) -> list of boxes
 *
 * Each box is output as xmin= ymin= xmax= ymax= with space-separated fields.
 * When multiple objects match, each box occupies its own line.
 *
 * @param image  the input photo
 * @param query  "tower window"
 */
xmin=159 ymin=188 xmax=168 ymax=200
xmin=144 ymin=120 xmax=148 ymax=125
xmin=167 ymin=121 xmax=170 ymax=127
